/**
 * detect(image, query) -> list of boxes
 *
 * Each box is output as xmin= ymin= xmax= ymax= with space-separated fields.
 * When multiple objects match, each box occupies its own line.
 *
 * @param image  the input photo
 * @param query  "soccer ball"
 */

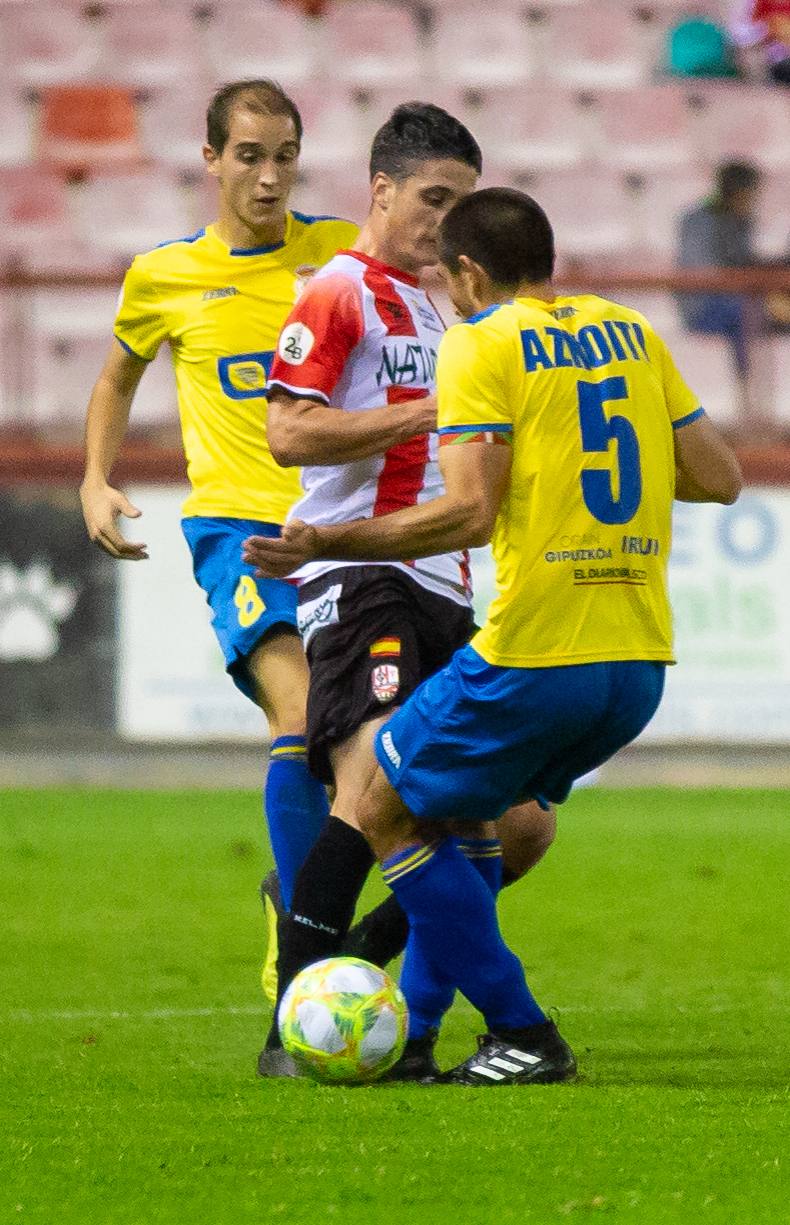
xmin=277 ymin=956 xmax=409 ymax=1084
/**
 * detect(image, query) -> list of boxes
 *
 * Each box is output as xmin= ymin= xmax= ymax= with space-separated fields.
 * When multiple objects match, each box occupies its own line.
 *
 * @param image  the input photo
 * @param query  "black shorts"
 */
xmin=298 ymin=566 xmax=475 ymax=784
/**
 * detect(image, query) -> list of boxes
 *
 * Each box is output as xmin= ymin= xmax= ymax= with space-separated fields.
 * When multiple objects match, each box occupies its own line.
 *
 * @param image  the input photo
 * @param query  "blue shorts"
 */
xmin=181 ymin=516 xmax=298 ymax=703
xmin=375 ymin=645 xmax=665 ymax=821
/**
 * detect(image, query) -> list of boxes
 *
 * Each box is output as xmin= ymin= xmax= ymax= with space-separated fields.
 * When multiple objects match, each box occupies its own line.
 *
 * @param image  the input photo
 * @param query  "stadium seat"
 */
xmin=0 ymin=165 xmax=73 ymax=264
xmin=25 ymin=288 xmax=177 ymax=437
xmin=541 ymin=2 xmax=656 ymax=88
xmin=765 ymin=337 xmax=790 ymax=425
xmin=292 ymin=85 xmax=368 ymax=170
xmin=204 ymin=1 xmax=321 ymax=86
xmin=630 ymin=168 xmax=711 ymax=266
xmin=463 ymin=84 xmax=592 ymax=171
xmin=322 ymin=0 xmax=425 ymax=86
xmin=38 ymin=85 xmax=142 ymax=175
xmin=96 ymin=2 xmax=207 ymax=89
xmin=72 ymin=168 xmax=198 ymax=261
xmin=755 ymin=170 xmax=790 ymax=260
xmin=523 ymin=168 xmax=640 ymax=261
xmin=612 ymin=292 xmax=684 ymax=336
xmin=431 ymin=3 xmax=535 ymax=86
xmin=0 ymin=3 xmax=102 ymax=88
xmin=662 ymin=329 xmax=739 ymax=425
xmin=291 ymin=165 xmax=371 ymax=226
xmin=0 ymin=85 xmax=34 ymax=167
xmin=138 ymin=83 xmax=211 ymax=173
xmin=688 ymin=84 xmax=790 ymax=169
xmin=597 ymin=85 xmax=694 ymax=171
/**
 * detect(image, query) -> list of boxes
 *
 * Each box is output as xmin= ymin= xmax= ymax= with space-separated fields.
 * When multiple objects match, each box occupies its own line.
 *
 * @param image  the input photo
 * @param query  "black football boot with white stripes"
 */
xmin=443 ymin=1020 xmax=576 ymax=1086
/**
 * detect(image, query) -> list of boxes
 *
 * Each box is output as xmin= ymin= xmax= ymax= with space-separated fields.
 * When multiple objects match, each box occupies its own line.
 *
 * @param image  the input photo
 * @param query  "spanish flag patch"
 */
xmin=370 ymin=637 xmax=401 ymax=657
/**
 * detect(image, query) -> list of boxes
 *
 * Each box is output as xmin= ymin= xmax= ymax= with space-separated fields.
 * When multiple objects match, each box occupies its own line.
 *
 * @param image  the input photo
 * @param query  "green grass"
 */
xmin=1 ymin=787 xmax=787 ymax=1225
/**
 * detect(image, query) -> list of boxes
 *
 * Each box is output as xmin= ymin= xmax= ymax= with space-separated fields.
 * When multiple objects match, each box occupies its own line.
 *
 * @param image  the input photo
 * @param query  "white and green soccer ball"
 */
xmin=277 ymin=956 xmax=409 ymax=1084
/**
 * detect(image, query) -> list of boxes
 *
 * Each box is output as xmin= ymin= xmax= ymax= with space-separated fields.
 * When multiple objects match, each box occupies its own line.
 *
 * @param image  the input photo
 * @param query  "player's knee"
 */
xmin=500 ymin=800 xmax=556 ymax=882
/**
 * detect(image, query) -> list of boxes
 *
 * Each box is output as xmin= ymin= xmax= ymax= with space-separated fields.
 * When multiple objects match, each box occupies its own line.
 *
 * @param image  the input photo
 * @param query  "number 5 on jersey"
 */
xmin=235 ymin=575 xmax=266 ymax=627
xmin=577 ymin=377 xmax=642 ymax=525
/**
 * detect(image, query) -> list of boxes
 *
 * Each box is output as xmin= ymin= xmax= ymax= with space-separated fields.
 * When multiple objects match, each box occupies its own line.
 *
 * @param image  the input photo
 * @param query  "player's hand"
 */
xmin=79 ymin=481 xmax=148 ymax=560
xmin=412 ymin=393 xmax=438 ymax=435
xmin=242 ymin=520 xmax=319 ymax=578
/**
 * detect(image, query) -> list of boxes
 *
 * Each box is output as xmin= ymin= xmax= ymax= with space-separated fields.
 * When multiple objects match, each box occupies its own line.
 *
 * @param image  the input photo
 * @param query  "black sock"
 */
xmin=343 ymin=893 xmax=410 ymax=967
xmin=268 ymin=816 xmax=374 ymax=1048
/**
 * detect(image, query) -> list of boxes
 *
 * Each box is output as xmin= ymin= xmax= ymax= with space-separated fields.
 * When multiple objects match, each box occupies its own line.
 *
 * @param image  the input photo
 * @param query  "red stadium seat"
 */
xmin=432 ymin=3 xmax=535 ymax=86
xmin=322 ymin=0 xmax=425 ymax=87
xmin=38 ymin=85 xmax=142 ymax=175
xmin=0 ymin=84 xmax=34 ymax=168
xmin=0 ymin=165 xmax=72 ymax=263
xmin=755 ymin=170 xmax=790 ymax=260
xmin=204 ymin=1 xmax=321 ymax=86
xmin=292 ymin=84 xmax=368 ymax=170
xmin=291 ymin=165 xmax=371 ymax=227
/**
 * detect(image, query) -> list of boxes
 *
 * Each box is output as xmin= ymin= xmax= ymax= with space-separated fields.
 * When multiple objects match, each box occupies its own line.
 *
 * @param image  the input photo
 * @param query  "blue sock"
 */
xmin=384 ymin=839 xmax=545 ymax=1033
xmin=401 ymin=837 xmax=504 ymax=1039
xmin=265 ymin=736 xmax=329 ymax=911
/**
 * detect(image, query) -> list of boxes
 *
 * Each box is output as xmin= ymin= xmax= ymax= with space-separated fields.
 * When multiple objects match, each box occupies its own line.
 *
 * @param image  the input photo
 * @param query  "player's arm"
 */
xmin=80 ymin=257 xmax=168 ymax=559
xmin=79 ymin=339 xmax=150 ymax=560
xmin=243 ymin=439 xmax=511 ymax=576
xmin=673 ymin=412 xmax=742 ymax=504
xmin=653 ymin=328 xmax=742 ymax=505
xmin=266 ymin=389 xmax=437 ymax=467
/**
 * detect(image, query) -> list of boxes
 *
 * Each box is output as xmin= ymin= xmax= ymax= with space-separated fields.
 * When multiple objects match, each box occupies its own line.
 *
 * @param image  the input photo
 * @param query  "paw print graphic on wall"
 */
xmin=0 ymin=562 xmax=79 ymax=662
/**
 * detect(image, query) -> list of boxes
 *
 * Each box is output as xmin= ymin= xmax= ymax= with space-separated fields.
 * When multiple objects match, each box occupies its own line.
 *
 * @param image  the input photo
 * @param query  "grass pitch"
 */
xmin=1 ymin=787 xmax=787 ymax=1225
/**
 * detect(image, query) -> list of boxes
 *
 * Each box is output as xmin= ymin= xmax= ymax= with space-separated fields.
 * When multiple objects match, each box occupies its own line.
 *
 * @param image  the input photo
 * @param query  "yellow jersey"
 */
xmin=114 ymin=212 xmax=359 ymax=521
xmin=436 ymin=294 xmax=703 ymax=668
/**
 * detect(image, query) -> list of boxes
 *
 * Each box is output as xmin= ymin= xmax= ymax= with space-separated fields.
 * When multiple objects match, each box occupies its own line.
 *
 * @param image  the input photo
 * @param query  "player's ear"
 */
xmin=203 ymin=144 xmax=220 ymax=177
xmin=370 ymin=172 xmax=395 ymax=214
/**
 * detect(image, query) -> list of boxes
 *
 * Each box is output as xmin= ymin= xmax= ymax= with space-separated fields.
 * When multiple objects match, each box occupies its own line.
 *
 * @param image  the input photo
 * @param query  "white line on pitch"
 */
xmin=2 ymin=1002 xmax=786 ymax=1023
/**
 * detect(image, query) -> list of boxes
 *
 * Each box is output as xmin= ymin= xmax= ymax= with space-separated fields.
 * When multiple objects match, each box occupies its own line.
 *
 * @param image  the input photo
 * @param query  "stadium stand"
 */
xmin=0 ymin=0 xmax=786 ymax=439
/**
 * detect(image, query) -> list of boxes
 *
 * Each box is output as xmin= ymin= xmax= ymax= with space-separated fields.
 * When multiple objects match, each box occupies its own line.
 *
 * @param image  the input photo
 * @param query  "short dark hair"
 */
xmin=440 ymin=187 xmax=555 ymax=287
xmin=716 ymin=160 xmax=760 ymax=200
xmin=206 ymin=79 xmax=302 ymax=153
xmin=369 ymin=102 xmax=482 ymax=181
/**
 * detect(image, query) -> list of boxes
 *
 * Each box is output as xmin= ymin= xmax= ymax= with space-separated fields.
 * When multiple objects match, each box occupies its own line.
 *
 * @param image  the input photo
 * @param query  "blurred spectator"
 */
xmin=677 ymin=160 xmax=790 ymax=393
xmin=667 ymin=16 xmax=739 ymax=78
xmin=282 ymin=0 xmax=330 ymax=13
xmin=730 ymin=0 xmax=790 ymax=84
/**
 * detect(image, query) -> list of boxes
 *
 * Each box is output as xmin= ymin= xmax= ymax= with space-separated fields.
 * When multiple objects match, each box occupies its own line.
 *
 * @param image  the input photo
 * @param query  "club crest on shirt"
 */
xmin=278 ymin=321 xmax=315 ymax=365
xmin=371 ymin=663 xmax=400 ymax=703
xmin=293 ymin=264 xmax=319 ymax=300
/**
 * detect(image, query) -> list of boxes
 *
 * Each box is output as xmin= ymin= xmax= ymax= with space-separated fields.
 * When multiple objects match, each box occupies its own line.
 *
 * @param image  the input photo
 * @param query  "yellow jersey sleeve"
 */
xmin=114 ymin=256 xmax=170 ymax=362
xmin=648 ymin=327 xmax=705 ymax=430
xmin=436 ymin=315 xmax=515 ymax=446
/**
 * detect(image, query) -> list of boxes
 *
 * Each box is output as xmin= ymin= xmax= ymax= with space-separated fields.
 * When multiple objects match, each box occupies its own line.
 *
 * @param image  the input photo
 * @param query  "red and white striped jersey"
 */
xmin=267 ymin=249 xmax=472 ymax=606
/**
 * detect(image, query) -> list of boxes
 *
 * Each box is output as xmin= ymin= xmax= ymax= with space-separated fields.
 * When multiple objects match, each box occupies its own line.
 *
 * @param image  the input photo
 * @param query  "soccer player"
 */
xmin=245 ymin=106 xmax=558 ymax=1079
xmin=246 ymin=187 xmax=743 ymax=1083
xmin=78 ymin=79 xmax=406 ymax=995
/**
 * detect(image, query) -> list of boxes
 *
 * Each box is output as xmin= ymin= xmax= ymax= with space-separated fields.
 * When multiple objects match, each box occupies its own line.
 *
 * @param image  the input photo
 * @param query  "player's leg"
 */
xmin=247 ymin=627 xmax=329 ymax=912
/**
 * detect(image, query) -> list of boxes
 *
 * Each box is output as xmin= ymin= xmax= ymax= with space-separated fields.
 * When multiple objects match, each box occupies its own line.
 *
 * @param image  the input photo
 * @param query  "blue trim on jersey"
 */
xmin=672 ymin=407 xmax=705 ymax=431
xmin=155 ymin=227 xmax=206 ymax=249
xmin=230 ymin=239 xmax=285 ymax=256
xmin=291 ymin=209 xmax=345 ymax=224
xmin=114 ymin=333 xmax=152 ymax=362
xmin=464 ymin=303 xmax=509 ymax=326
xmin=437 ymin=423 xmax=513 ymax=435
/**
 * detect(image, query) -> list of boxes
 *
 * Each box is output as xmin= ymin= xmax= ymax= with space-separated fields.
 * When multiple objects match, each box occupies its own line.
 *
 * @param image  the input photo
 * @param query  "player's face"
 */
xmin=204 ymin=107 xmax=300 ymax=241
xmin=379 ymin=159 xmax=478 ymax=273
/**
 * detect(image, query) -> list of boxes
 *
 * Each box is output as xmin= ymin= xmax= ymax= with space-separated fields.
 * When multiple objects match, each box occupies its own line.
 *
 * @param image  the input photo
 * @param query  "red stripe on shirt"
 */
xmin=374 ymin=386 xmax=430 ymax=516
xmin=363 ymin=265 xmax=419 ymax=337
